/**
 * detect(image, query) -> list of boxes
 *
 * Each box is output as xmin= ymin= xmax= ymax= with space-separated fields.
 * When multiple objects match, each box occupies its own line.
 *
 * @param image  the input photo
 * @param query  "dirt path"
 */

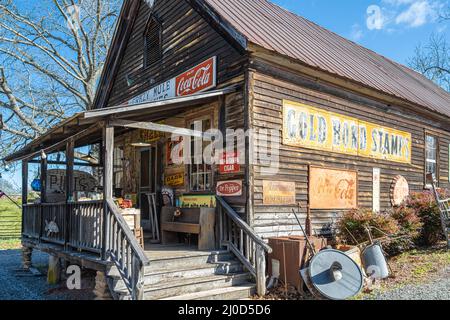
xmin=0 ymin=249 xmax=95 ymax=300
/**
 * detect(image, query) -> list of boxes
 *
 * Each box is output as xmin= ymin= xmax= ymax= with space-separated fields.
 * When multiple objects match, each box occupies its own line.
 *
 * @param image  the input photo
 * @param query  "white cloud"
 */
xmin=350 ymin=24 xmax=364 ymax=41
xmin=395 ymin=1 xmax=439 ymax=27
xmin=365 ymin=0 xmax=443 ymax=31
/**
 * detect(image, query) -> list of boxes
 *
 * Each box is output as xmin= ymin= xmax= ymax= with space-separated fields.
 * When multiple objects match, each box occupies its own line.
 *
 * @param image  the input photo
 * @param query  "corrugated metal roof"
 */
xmin=205 ymin=0 xmax=450 ymax=117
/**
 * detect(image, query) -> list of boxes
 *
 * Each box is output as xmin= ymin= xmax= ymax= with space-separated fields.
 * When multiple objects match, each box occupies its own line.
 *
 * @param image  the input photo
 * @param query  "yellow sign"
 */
xmin=263 ymin=181 xmax=296 ymax=205
xmin=165 ymin=172 xmax=185 ymax=187
xmin=179 ymin=195 xmax=216 ymax=208
xmin=283 ymin=100 xmax=412 ymax=164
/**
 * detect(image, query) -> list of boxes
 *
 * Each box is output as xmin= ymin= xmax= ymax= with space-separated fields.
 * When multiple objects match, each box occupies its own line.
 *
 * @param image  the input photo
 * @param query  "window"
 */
xmin=144 ymin=16 xmax=162 ymax=67
xmin=425 ymin=135 xmax=438 ymax=184
xmin=113 ymin=146 xmax=124 ymax=191
xmin=188 ymin=118 xmax=213 ymax=192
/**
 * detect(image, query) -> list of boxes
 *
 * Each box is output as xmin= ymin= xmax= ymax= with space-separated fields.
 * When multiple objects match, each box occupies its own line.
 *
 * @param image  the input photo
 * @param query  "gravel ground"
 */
xmin=366 ymin=269 xmax=450 ymax=300
xmin=0 ymin=249 xmax=95 ymax=300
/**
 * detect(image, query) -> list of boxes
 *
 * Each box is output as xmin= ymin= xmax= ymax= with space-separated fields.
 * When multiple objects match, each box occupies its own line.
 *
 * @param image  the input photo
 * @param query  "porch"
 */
xmin=6 ymin=89 xmax=271 ymax=300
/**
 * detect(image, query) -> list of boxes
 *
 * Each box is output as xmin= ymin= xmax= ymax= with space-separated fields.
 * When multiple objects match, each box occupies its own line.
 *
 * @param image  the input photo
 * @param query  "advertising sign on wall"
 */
xmin=262 ymin=181 xmax=296 ymax=205
xmin=373 ymin=168 xmax=381 ymax=212
xmin=283 ymin=100 xmax=412 ymax=164
xmin=218 ymin=151 xmax=241 ymax=174
xmin=309 ymin=166 xmax=358 ymax=209
xmin=216 ymin=180 xmax=243 ymax=197
xmin=128 ymin=56 xmax=217 ymax=105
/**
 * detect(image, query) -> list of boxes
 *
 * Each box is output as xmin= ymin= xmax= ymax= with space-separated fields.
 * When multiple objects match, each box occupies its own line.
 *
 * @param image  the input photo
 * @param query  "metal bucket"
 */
xmin=362 ymin=243 xmax=389 ymax=279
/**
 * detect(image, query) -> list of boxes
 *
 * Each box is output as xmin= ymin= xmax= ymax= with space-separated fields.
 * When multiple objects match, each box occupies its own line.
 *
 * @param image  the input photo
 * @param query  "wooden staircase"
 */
xmin=106 ymin=246 xmax=256 ymax=300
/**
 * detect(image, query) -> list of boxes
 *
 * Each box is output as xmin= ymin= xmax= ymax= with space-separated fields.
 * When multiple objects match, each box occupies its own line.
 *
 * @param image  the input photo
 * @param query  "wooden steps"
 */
xmin=106 ymin=245 xmax=256 ymax=300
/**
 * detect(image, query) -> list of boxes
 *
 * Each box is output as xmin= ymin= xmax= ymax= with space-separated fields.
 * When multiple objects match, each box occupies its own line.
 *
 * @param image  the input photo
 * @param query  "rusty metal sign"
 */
xmin=309 ymin=166 xmax=358 ymax=209
xmin=263 ymin=181 xmax=296 ymax=205
xmin=390 ymin=175 xmax=409 ymax=206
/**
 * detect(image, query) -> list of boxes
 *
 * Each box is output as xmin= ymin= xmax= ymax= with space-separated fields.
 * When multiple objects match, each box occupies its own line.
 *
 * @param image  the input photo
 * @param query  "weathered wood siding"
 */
xmin=106 ymin=0 xmax=245 ymax=107
xmin=249 ymin=63 xmax=450 ymax=239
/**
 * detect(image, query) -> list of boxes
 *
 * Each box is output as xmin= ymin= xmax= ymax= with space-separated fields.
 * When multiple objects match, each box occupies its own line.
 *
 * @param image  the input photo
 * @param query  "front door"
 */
xmin=139 ymin=147 xmax=158 ymax=234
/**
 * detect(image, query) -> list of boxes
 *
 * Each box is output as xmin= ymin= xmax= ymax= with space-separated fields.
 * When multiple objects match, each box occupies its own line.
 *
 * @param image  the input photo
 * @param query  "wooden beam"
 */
xmin=9 ymin=122 xmax=104 ymax=163
xmin=85 ymin=87 xmax=235 ymax=119
xmin=102 ymin=124 xmax=114 ymax=260
xmin=21 ymin=161 xmax=28 ymax=205
xmin=28 ymin=160 xmax=100 ymax=167
xmin=21 ymin=160 xmax=28 ymax=235
xmin=110 ymin=119 xmax=212 ymax=139
xmin=66 ymin=139 xmax=75 ymax=202
xmin=103 ymin=125 xmax=114 ymax=200
xmin=40 ymin=156 xmax=47 ymax=203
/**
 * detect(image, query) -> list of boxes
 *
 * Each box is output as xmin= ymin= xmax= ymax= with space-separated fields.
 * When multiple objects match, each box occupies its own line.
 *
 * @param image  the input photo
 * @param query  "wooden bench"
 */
xmin=161 ymin=207 xmax=216 ymax=250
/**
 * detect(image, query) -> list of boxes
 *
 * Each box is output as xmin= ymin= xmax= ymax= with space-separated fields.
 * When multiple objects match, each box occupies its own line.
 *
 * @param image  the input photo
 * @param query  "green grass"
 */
xmin=0 ymin=197 xmax=22 ymax=240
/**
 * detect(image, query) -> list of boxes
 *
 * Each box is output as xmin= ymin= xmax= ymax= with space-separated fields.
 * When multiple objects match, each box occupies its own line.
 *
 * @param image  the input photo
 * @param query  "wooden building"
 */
xmin=4 ymin=0 xmax=450 ymax=300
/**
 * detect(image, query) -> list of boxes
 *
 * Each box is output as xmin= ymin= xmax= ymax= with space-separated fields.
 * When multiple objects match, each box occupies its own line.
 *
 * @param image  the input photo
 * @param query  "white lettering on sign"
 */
xmin=128 ymin=57 xmax=217 ymax=105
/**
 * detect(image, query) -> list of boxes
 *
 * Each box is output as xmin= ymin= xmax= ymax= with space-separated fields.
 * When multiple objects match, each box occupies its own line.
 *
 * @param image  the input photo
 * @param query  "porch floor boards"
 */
xmin=143 ymin=243 xmax=226 ymax=261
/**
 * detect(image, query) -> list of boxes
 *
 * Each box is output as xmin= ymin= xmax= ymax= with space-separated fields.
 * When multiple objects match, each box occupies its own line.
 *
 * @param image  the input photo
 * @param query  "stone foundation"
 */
xmin=93 ymin=271 xmax=113 ymax=300
xmin=22 ymin=246 xmax=33 ymax=270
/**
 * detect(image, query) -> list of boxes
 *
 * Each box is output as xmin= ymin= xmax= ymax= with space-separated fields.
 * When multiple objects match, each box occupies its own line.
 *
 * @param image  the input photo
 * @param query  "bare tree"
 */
xmin=0 ymin=0 xmax=120 ymax=161
xmin=409 ymin=7 xmax=450 ymax=92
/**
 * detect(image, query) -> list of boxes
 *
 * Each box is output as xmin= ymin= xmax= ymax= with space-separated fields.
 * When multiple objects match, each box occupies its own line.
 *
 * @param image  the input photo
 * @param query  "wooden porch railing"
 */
xmin=23 ymin=201 xmax=104 ymax=253
xmin=216 ymin=196 xmax=272 ymax=296
xmin=105 ymin=199 xmax=150 ymax=300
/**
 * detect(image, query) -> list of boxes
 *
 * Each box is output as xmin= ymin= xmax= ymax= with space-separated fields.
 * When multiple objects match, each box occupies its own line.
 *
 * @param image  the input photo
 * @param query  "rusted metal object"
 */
xmin=268 ymin=236 xmax=327 ymax=291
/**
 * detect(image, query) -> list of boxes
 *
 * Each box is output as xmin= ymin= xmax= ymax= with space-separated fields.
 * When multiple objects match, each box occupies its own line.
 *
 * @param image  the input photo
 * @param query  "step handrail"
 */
xmin=216 ymin=196 xmax=272 ymax=296
xmin=105 ymin=198 xmax=149 ymax=299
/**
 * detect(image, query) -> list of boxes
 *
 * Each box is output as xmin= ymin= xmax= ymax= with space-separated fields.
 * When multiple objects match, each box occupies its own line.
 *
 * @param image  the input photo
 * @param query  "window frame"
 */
xmin=185 ymin=111 xmax=215 ymax=193
xmin=143 ymin=14 xmax=163 ymax=69
xmin=424 ymin=132 xmax=439 ymax=188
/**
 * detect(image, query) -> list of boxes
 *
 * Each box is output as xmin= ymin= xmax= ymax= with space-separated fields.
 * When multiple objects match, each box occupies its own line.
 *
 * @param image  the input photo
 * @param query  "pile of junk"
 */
xmin=266 ymin=205 xmax=391 ymax=300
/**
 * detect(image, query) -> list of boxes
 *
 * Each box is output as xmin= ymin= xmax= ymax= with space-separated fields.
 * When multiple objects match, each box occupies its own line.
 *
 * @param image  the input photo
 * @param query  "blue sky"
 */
xmin=273 ymin=0 xmax=449 ymax=64
xmin=2 ymin=0 xmax=449 ymax=190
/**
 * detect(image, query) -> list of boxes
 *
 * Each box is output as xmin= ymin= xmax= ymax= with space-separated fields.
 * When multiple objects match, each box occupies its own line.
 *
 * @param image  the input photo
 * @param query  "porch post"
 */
xmin=21 ymin=160 xmax=28 ymax=234
xmin=65 ymin=139 xmax=75 ymax=249
xmin=102 ymin=123 xmax=114 ymax=259
xmin=39 ymin=155 xmax=47 ymax=240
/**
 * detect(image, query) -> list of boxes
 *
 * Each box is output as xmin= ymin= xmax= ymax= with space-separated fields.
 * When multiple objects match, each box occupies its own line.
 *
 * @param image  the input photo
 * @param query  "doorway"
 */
xmin=139 ymin=147 xmax=160 ymax=243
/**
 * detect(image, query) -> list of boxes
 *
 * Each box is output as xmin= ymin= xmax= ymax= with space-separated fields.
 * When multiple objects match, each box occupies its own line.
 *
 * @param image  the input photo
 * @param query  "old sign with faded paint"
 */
xmin=391 ymin=175 xmax=409 ymax=206
xmin=263 ymin=181 xmax=296 ymax=205
xmin=128 ymin=57 xmax=217 ymax=105
xmin=46 ymin=169 xmax=98 ymax=203
xmin=283 ymin=100 xmax=412 ymax=164
xmin=216 ymin=180 xmax=242 ymax=197
xmin=165 ymin=172 xmax=185 ymax=187
xmin=309 ymin=167 xmax=358 ymax=209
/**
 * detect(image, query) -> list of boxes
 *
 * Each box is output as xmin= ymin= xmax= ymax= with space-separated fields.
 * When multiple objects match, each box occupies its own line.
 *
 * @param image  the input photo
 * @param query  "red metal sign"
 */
xmin=176 ymin=57 xmax=217 ymax=97
xmin=219 ymin=151 xmax=240 ymax=174
xmin=216 ymin=180 xmax=243 ymax=197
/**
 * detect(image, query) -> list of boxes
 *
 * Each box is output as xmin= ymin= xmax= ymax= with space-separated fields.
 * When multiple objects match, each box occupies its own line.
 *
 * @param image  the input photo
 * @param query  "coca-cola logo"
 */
xmin=176 ymin=57 xmax=215 ymax=96
xmin=217 ymin=181 xmax=242 ymax=196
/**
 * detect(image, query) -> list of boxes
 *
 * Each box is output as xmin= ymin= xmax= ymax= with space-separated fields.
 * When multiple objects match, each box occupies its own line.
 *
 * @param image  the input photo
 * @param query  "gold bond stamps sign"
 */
xmin=263 ymin=181 xmax=296 ymax=205
xmin=283 ymin=100 xmax=412 ymax=164
xmin=309 ymin=167 xmax=358 ymax=209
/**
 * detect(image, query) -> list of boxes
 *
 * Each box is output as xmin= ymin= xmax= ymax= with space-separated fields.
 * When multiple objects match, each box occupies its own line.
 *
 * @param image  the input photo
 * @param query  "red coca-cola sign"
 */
xmin=176 ymin=57 xmax=217 ymax=96
xmin=217 ymin=180 xmax=243 ymax=197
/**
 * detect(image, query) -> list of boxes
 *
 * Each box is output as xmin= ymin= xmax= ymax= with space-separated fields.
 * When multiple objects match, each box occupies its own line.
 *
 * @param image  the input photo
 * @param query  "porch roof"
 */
xmin=4 ymin=87 xmax=235 ymax=163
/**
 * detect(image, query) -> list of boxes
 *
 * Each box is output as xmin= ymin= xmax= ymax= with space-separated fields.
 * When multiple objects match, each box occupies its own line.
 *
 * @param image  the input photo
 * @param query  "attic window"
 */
xmin=144 ymin=16 xmax=162 ymax=67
